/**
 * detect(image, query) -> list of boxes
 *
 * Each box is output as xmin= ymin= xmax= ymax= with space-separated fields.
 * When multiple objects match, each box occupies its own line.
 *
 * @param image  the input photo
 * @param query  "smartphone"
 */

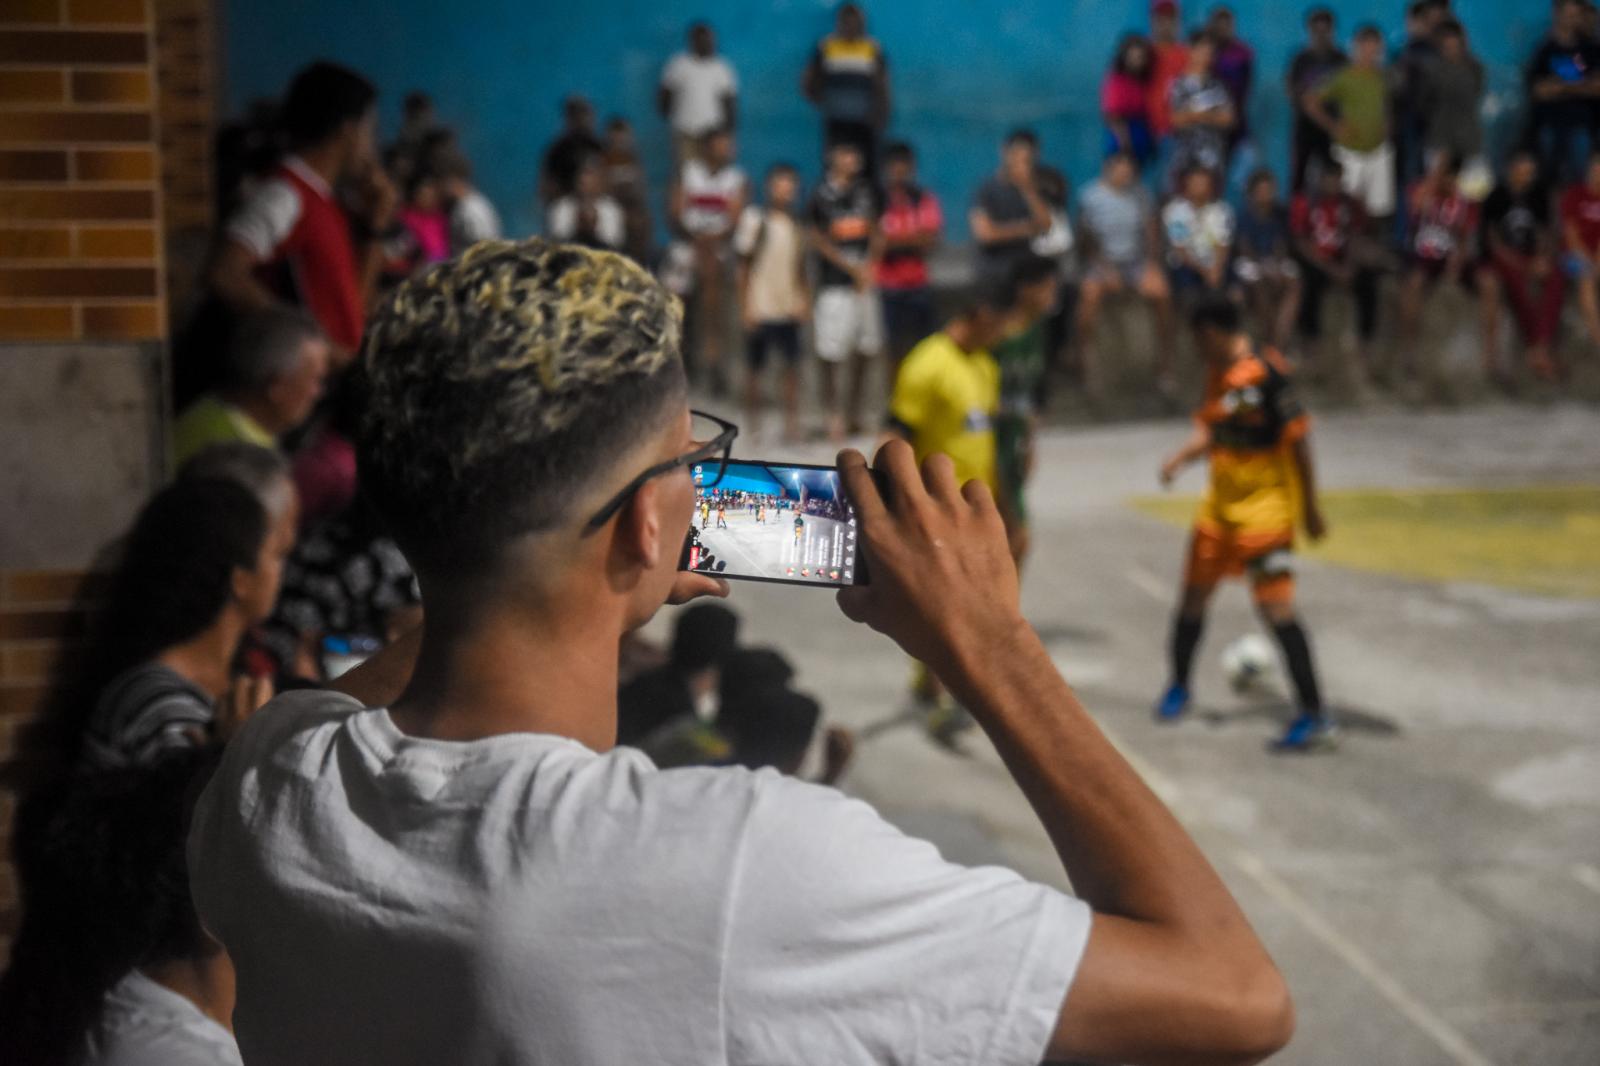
xmin=680 ymin=459 xmax=868 ymax=588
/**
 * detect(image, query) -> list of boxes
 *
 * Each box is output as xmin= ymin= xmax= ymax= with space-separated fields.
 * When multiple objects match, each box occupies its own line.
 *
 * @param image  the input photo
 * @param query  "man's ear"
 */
xmin=616 ymin=477 xmax=665 ymax=569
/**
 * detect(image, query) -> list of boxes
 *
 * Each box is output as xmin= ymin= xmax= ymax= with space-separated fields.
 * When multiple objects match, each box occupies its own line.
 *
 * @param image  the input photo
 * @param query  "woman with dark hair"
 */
xmin=1102 ymin=33 xmax=1156 ymax=169
xmin=0 ymin=748 xmax=239 ymax=1066
xmin=45 ymin=477 xmax=293 ymax=773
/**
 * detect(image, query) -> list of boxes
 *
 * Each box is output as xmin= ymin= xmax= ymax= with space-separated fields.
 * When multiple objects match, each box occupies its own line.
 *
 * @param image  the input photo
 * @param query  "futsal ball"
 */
xmin=1221 ymin=634 xmax=1276 ymax=692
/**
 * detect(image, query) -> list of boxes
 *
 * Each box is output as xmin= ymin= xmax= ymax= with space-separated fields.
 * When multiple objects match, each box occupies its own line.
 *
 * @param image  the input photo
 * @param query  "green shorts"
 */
xmin=995 ymin=415 xmax=1030 ymax=524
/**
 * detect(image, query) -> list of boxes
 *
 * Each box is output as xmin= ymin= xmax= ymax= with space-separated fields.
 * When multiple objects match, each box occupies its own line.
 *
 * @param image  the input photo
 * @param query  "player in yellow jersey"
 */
xmin=1156 ymin=297 xmax=1334 ymax=751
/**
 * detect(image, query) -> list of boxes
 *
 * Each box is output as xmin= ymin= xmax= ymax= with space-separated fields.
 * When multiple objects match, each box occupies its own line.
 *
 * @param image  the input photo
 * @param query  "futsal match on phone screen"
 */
xmin=685 ymin=462 xmax=860 ymax=585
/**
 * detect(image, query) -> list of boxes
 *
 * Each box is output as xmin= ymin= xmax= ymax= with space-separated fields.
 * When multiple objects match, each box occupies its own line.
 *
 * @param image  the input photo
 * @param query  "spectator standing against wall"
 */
xmin=1390 ymin=1 xmax=1445 ymax=222
xmin=877 ymin=142 xmax=943 ymax=371
xmin=436 ymin=149 xmax=502 ymax=257
xmin=658 ymin=21 xmax=738 ymax=165
xmin=601 ymin=118 xmax=654 ymax=263
xmin=971 ymin=130 xmax=1054 ymax=285
xmin=1560 ymin=153 xmax=1600 ymax=348
xmin=1286 ymin=8 xmax=1346 ymax=192
xmin=1396 ymin=153 xmax=1478 ymax=381
xmin=1524 ymin=0 xmax=1600 ymax=184
xmin=1074 ymin=153 xmax=1176 ymax=399
xmin=539 ymin=96 xmax=603 ymax=207
xmin=1478 ymin=150 xmax=1565 ymax=384
xmin=1147 ymin=0 xmax=1190 ymax=152
xmin=1167 ymin=32 xmax=1237 ymax=190
xmin=206 ymin=62 xmax=391 ymax=370
xmin=549 ymin=156 xmax=627 ymax=251
xmin=735 ymin=163 xmax=812 ymax=443
xmin=173 ymin=309 xmax=329 ymax=466
xmin=1102 ymin=35 xmax=1157 ymax=171
xmin=809 ymin=141 xmax=884 ymax=438
xmin=1304 ymin=25 xmax=1395 ymax=232
xmin=670 ymin=128 xmax=748 ymax=395
xmin=1292 ymin=159 xmax=1381 ymax=376
xmin=1205 ymin=6 xmax=1256 ymax=191
xmin=802 ymin=3 xmax=890 ymax=182
xmin=1418 ymin=19 xmax=1485 ymax=178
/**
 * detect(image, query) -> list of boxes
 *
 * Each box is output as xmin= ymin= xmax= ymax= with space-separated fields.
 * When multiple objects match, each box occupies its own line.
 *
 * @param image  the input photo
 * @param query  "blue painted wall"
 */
xmin=223 ymin=1 xmax=1550 ymax=242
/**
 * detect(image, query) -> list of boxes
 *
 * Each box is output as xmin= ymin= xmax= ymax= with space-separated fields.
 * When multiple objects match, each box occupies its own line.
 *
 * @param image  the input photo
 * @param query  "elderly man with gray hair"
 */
xmin=172 ymin=307 xmax=330 ymax=466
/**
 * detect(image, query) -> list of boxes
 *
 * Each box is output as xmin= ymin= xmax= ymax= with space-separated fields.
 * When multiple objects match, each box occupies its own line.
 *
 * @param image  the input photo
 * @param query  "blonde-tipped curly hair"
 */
xmin=356 ymin=239 xmax=685 ymax=566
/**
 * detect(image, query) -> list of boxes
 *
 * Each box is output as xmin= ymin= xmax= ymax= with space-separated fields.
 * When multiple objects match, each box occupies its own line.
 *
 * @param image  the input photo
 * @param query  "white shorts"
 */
xmin=813 ymin=286 xmax=884 ymax=362
xmin=1332 ymin=143 xmax=1396 ymax=218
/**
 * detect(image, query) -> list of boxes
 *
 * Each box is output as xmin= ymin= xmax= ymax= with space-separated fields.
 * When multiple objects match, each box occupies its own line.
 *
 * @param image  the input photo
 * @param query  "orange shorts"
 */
xmin=1183 ymin=523 xmax=1296 ymax=604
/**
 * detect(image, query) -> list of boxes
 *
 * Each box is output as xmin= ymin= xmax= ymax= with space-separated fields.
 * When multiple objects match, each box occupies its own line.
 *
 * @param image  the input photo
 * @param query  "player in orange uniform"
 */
xmin=1155 ymin=297 xmax=1334 ymax=751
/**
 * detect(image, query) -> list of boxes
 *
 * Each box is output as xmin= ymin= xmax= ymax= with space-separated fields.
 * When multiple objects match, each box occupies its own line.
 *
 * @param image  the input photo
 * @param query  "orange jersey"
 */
xmin=1195 ymin=347 xmax=1309 ymax=537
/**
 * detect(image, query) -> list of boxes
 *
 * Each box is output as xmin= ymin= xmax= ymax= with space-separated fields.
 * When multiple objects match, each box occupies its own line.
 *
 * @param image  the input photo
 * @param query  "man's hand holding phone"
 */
xmin=835 ymin=441 xmax=1026 ymax=671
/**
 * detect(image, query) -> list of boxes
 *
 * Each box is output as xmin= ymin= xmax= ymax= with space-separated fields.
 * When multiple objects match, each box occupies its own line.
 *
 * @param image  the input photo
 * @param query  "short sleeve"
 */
xmin=723 ymin=775 xmax=1090 ymax=1066
xmin=547 ymin=199 xmax=575 ymax=240
xmin=807 ymin=190 xmax=827 ymax=230
xmin=719 ymin=58 xmax=738 ymax=93
xmin=920 ymin=191 xmax=944 ymax=234
xmin=732 ymin=206 xmax=762 ymax=256
xmin=889 ymin=345 xmax=937 ymax=431
xmin=1161 ymin=201 xmax=1184 ymax=245
xmin=597 ymin=201 xmax=625 ymax=249
xmin=225 ymin=177 xmax=301 ymax=259
xmin=660 ymin=54 xmax=682 ymax=91
xmin=1264 ymin=357 xmax=1310 ymax=442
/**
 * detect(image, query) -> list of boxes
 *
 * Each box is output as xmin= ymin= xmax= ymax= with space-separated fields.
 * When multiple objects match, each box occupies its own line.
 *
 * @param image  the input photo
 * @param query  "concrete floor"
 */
xmin=645 ymin=401 xmax=1600 ymax=1065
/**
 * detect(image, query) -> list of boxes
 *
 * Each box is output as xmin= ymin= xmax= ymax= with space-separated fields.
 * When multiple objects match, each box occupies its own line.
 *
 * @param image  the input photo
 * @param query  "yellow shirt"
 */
xmin=172 ymin=394 xmax=276 ymax=468
xmin=1195 ymin=349 xmax=1308 ymax=537
xmin=890 ymin=332 xmax=1000 ymax=491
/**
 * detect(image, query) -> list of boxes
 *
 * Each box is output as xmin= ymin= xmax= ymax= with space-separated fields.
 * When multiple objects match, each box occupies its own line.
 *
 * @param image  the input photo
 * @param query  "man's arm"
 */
xmin=837 ymin=442 xmax=1293 ymax=1066
xmin=809 ymin=225 xmax=866 ymax=284
xmin=1301 ymin=87 xmax=1341 ymax=137
xmin=801 ymin=49 xmax=821 ymax=104
xmin=205 ymin=238 xmax=279 ymax=314
xmin=1160 ymin=421 xmax=1210 ymax=485
xmin=657 ymin=84 xmax=673 ymax=120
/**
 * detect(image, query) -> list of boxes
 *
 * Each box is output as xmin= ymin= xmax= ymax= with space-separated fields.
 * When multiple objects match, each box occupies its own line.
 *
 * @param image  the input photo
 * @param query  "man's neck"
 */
xmin=945 ymin=321 xmax=979 ymax=353
xmin=141 ymin=953 xmax=236 ymax=1032
xmin=388 ymin=582 xmax=625 ymax=751
xmin=158 ymin=615 xmax=246 ymax=700
xmin=294 ymin=142 xmax=344 ymax=189
xmin=227 ymin=392 xmax=287 ymax=436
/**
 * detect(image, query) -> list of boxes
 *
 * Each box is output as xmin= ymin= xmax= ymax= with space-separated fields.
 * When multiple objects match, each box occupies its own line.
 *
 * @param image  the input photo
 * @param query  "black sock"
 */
xmin=1272 ymin=619 xmax=1323 ymax=715
xmin=1170 ymin=615 xmax=1204 ymax=689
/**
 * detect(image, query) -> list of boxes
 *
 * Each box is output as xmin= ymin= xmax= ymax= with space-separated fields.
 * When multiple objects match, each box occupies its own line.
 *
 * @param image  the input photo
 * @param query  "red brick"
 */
xmin=0 ymin=265 xmax=156 ymax=298
xmin=70 ymin=68 xmax=150 ymax=105
xmin=0 ymin=29 xmax=146 ymax=63
xmin=0 ymin=186 xmax=153 ymax=221
xmin=0 ymin=303 xmax=74 ymax=339
xmin=0 ymin=68 xmax=66 ymax=102
xmin=81 ymin=300 xmax=160 ymax=338
xmin=0 ymin=609 xmax=77 ymax=640
xmin=0 ymin=226 xmax=71 ymax=258
xmin=0 ymin=110 xmax=152 ymax=144
xmin=0 ymin=685 xmax=45 ymax=718
xmin=67 ymin=0 xmax=146 ymax=25
xmin=2 ymin=569 xmax=99 ymax=604
xmin=0 ymin=149 xmax=68 ymax=181
xmin=73 ymin=145 xmax=154 ymax=181
xmin=0 ymin=0 xmax=64 ymax=25
xmin=76 ymin=223 xmax=154 ymax=258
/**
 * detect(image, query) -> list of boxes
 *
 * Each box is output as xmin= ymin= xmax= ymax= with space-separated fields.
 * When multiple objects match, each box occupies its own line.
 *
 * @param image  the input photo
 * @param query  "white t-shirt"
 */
xmin=547 ymin=196 xmax=625 ymax=249
xmin=189 ymin=690 xmax=1090 ymax=1066
xmin=1162 ymin=199 xmax=1235 ymax=271
xmin=660 ymin=52 xmax=738 ymax=136
xmin=84 ymin=971 xmax=242 ymax=1066
xmin=680 ymin=158 xmax=746 ymax=236
xmin=450 ymin=188 xmax=502 ymax=255
xmin=224 ymin=155 xmax=327 ymax=259
xmin=734 ymin=206 xmax=808 ymax=322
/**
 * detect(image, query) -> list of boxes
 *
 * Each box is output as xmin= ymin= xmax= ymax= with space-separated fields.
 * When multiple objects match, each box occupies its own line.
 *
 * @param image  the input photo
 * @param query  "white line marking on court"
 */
xmin=1572 ymin=863 xmax=1600 ymax=897
xmin=1124 ymin=565 xmax=1168 ymax=602
xmin=1230 ymin=850 xmax=1497 ymax=1066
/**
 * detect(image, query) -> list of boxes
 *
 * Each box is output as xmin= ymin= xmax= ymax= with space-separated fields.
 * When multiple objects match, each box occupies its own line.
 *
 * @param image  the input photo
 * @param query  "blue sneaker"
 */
xmin=1154 ymin=684 xmax=1190 ymax=722
xmin=1273 ymin=712 xmax=1340 ymax=752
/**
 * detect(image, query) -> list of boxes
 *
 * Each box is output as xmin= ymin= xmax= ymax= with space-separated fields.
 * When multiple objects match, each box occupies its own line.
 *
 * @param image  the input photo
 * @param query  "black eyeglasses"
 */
xmin=583 ymin=410 xmax=739 ymax=532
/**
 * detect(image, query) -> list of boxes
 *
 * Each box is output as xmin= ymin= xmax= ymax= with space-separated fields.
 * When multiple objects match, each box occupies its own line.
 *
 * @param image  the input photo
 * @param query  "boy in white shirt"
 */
xmin=658 ymin=21 xmax=738 ymax=163
xmin=734 ymin=162 xmax=810 ymax=442
xmin=1163 ymin=165 xmax=1236 ymax=299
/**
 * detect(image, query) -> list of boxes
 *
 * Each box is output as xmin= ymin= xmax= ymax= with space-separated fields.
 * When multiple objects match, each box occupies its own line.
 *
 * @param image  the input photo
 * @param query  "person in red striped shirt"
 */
xmin=876 ymin=142 xmax=944 ymax=379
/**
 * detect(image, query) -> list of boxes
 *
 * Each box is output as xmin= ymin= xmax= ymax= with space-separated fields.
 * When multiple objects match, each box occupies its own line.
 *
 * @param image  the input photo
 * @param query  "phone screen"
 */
xmin=680 ymin=460 xmax=866 ymax=587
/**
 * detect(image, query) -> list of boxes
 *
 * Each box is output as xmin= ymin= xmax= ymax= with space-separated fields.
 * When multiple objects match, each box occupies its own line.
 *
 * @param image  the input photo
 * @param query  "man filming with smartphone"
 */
xmin=191 ymin=239 xmax=1292 ymax=1066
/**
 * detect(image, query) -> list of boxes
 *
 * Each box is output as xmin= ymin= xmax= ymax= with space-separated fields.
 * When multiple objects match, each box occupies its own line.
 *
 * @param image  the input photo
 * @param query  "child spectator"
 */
xmin=1102 ymin=34 xmax=1156 ymax=169
xmin=877 ymin=142 xmax=944 ymax=367
xmin=1397 ymin=154 xmax=1479 ymax=377
xmin=670 ymin=127 xmax=747 ymax=395
xmin=1162 ymin=165 xmax=1235 ymax=300
xmin=1286 ymin=7 xmax=1346 ymax=192
xmin=1305 ymin=24 xmax=1394 ymax=226
xmin=1167 ymin=31 xmax=1236 ymax=189
xmin=1233 ymin=168 xmax=1302 ymax=352
xmin=601 ymin=117 xmax=653 ymax=263
xmin=396 ymin=167 xmax=451 ymax=267
xmin=1146 ymin=0 xmax=1189 ymax=142
xmin=734 ymin=163 xmax=811 ymax=443
xmin=172 ymin=307 xmax=329 ymax=466
xmin=435 ymin=149 xmax=501 ymax=257
xmin=1526 ymin=0 xmax=1600 ymax=185
xmin=0 ymin=748 xmax=237 ymax=1066
xmin=1560 ymin=152 xmax=1600 ymax=348
xmin=539 ymin=95 xmax=602 ymax=206
xmin=1292 ymin=159 xmax=1380 ymax=373
xmin=658 ymin=21 xmax=739 ymax=163
xmin=808 ymin=140 xmax=884 ymax=439
xmin=549 ymin=155 xmax=625 ymax=250
xmin=616 ymin=604 xmax=740 ymax=747
xmin=1075 ymin=152 xmax=1175 ymax=396
xmin=1479 ymin=151 xmax=1565 ymax=384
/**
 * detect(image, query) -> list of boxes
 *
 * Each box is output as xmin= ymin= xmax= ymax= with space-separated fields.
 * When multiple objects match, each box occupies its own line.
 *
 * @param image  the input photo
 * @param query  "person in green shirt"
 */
xmin=1304 ymin=24 xmax=1394 ymax=222
xmin=172 ymin=308 xmax=329 ymax=467
xmin=991 ymin=252 xmax=1060 ymax=570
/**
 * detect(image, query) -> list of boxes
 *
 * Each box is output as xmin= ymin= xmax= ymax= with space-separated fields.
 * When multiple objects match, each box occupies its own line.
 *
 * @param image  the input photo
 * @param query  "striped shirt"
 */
xmin=83 ymin=662 xmax=214 ymax=770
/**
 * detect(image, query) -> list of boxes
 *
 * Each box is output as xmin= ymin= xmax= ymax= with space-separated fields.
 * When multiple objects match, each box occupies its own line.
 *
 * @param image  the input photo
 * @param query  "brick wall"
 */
xmin=153 ymin=0 xmax=212 ymax=321
xmin=1 ymin=0 xmax=171 ymax=959
xmin=0 ymin=0 xmax=166 ymax=343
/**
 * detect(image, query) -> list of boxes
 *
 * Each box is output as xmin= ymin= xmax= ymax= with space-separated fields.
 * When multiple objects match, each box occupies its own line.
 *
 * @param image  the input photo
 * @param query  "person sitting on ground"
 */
xmin=1560 ymin=152 xmax=1600 ymax=349
xmin=189 ymin=238 xmax=1292 ymax=1066
xmin=735 ymin=162 xmax=810 ymax=444
xmin=42 ymin=477 xmax=294 ymax=774
xmin=0 ymin=747 xmax=237 ymax=1066
xmin=1396 ymin=152 xmax=1479 ymax=380
xmin=1232 ymin=168 xmax=1302 ymax=353
xmin=1074 ymin=152 xmax=1176 ymax=398
xmin=172 ymin=307 xmax=329 ymax=467
xmin=1291 ymin=158 xmax=1380 ymax=375
xmin=547 ymin=154 xmax=626 ymax=251
xmin=1162 ymin=165 xmax=1235 ymax=301
xmin=617 ymin=602 xmax=740 ymax=746
xmin=1478 ymin=150 xmax=1565 ymax=385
